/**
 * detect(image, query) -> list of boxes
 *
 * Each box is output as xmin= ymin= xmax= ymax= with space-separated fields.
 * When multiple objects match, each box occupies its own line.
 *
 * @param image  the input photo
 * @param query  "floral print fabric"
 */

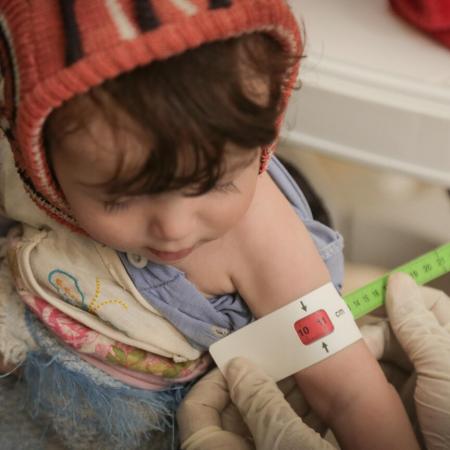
xmin=20 ymin=290 xmax=210 ymax=381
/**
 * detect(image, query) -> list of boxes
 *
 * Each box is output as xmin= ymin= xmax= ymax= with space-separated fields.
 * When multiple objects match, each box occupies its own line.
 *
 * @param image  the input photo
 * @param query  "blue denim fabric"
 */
xmin=117 ymin=256 xmax=252 ymax=350
xmin=120 ymin=156 xmax=344 ymax=350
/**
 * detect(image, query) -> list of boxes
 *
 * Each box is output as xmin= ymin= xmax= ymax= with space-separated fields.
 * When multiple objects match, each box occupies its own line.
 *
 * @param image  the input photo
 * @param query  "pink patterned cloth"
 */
xmin=20 ymin=290 xmax=211 ymax=383
xmin=77 ymin=354 xmax=172 ymax=390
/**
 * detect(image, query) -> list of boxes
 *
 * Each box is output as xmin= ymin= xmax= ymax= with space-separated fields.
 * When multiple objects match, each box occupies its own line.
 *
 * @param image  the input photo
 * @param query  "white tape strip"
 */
xmin=210 ymin=283 xmax=362 ymax=381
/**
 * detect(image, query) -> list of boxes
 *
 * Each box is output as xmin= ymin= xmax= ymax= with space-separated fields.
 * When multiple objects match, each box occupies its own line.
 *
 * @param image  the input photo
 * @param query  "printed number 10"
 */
xmin=297 ymin=326 xmax=310 ymax=336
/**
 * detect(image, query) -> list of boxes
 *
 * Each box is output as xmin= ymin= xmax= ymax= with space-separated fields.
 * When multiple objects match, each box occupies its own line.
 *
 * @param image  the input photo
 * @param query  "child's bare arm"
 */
xmin=295 ymin=341 xmax=419 ymax=450
xmin=232 ymin=172 xmax=419 ymax=450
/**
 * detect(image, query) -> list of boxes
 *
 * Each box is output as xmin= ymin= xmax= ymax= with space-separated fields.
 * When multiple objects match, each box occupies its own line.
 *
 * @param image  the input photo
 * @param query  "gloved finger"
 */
xmin=420 ymin=286 xmax=450 ymax=329
xmin=360 ymin=320 xmax=412 ymax=371
xmin=277 ymin=376 xmax=310 ymax=417
xmin=226 ymin=357 xmax=336 ymax=450
xmin=386 ymin=273 xmax=450 ymax=372
xmin=379 ymin=361 xmax=411 ymax=393
xmin=177 ymin=369 xmax=231 ymax=443
xmin=276 ymin=375 xmax=327 ymax=435
xmin=180 ymin=426 xmax=254 ymax=450
xmin=360 ymin=320 xmax=393 ymax=359
xmin=221 ymin=402 xmax=251 ymax=437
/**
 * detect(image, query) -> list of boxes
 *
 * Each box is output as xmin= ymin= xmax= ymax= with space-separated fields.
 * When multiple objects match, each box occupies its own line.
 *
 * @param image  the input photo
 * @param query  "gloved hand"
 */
xmin=178 ymin=273 xmax=450 ymax=450
xmin=177 ymin=359 xmax=333 ymax=450
xmin=361 ymin=273 xmax=450 ymax=450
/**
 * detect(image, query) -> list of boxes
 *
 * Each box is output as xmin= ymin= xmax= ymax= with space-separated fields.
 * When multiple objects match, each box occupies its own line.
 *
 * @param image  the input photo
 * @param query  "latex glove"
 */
xmin=361 ymin=273 xmax=450 ymax=450
xmin=178 ymin=365 xmax=258 ymax=450
xmin=177 ymin=358 xmax=334 ymax=450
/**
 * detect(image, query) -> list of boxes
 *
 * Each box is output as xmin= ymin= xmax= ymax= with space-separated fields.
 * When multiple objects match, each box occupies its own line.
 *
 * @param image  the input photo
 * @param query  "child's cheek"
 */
xmin=73 ymin=205 xmax=140 ymax=251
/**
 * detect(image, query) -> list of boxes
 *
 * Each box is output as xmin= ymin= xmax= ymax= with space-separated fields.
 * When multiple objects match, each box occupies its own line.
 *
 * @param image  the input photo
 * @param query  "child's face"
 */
xmin=50 ymin=101 xmax=261 ymax=264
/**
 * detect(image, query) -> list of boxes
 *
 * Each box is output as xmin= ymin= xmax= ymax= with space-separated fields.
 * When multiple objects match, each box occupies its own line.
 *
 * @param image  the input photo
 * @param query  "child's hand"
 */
xmin=177 ymin=358 xmax=334 ymax=450
xmin=361 ymin=273 xmax=450 ymax=450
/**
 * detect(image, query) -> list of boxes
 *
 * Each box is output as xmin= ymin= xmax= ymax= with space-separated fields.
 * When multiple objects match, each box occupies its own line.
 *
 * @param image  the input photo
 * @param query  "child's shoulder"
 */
xmin=230 ymin=171 xmax=308 ymax=258
xmin=227 ymin=172 xmax=331 ymax=313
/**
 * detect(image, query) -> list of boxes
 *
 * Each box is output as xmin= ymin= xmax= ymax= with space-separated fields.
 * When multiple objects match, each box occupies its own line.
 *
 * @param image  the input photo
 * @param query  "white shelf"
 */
xmin=283 ymin=0 xmax=450 ymax=187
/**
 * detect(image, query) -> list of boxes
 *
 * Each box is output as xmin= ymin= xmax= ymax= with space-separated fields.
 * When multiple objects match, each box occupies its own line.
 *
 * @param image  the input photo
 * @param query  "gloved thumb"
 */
xmin=386 ymin=272 xmax=450 ymax=450
xmin=226 ymin=358 xmax=336 ymax=450
xmin=386 ymin=272 xmax=450 ymax=371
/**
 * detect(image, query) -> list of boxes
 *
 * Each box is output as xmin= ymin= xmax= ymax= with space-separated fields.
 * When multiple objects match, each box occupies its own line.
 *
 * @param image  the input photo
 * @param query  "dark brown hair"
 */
xmin=45 ymin=33 xmax=301 ymax=197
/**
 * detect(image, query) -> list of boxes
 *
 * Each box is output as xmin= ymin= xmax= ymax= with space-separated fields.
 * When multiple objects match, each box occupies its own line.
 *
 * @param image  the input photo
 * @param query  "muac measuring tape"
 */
xmin=210 ymin=242 xmax=450 ymax=381
xmin=344 ymin=242 xmax=450 ymax=319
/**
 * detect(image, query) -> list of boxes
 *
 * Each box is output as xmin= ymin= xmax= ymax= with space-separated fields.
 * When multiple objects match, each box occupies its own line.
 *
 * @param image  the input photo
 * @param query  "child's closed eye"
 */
xmin=103 ymin=198 xmax=132 ymax=213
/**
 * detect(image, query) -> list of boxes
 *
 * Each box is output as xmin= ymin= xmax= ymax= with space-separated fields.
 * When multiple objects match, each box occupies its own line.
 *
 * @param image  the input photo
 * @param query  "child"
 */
xmin=0 ymin=1 xmax=419 ymax=449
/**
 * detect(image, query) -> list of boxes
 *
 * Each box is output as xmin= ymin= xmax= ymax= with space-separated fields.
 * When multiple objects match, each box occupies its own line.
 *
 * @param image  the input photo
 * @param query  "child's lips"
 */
xmin=147 ymin=246 xmax=194 ymax=262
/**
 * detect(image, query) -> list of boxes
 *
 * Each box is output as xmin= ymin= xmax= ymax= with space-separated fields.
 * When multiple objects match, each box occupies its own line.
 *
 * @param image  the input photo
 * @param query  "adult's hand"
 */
xmin=178 ymin=273 xmax=450 ymax=450
xmin=361 ymin=273 xmax=450 ymax=450
xmin=177 ymin=359 xmax=332 ymax=450
xmin=384 ymin=273 xmax=450 ymax=450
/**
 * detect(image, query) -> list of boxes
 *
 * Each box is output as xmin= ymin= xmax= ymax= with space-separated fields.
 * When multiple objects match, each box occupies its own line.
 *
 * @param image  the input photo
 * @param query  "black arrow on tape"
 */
xmin=300 ymin=301 xmax=307 ymax=312
xmin=322 ymin=342 xmax=329 ymax=353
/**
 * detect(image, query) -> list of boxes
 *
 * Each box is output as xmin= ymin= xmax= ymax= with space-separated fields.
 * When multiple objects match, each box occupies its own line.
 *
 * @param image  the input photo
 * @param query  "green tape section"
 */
xmin=344 ymin=242 xmax=450 ymax=320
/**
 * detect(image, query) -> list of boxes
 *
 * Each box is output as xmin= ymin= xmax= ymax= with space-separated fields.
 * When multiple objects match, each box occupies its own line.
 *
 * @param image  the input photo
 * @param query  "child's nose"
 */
xmin=148 ymin=198 xmax=197 ymax=243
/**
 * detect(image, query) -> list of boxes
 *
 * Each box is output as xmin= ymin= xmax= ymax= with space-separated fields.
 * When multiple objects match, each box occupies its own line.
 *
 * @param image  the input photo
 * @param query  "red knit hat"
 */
xmin=0 ymin=0 xmax=301 ymax=230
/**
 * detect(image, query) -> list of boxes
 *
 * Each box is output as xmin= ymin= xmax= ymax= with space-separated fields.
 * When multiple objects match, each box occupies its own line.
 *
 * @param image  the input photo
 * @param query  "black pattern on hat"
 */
xmin=0 ymin=19 xmax=17 ymax=128
xmin=135 ymin=0 xmax=160 ymax=32
xmin=209 ymin=0 xmax=233 ymax=9
xmin=59 ymin=0 xmax=84 ymax=65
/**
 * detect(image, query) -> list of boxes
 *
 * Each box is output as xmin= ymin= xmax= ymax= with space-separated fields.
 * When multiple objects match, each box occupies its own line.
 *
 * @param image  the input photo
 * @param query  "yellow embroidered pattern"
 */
xmin=49 ymin=270 xmax=128 ymax=314
xmin=88 ymin=278 xmax=129 ymax=313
